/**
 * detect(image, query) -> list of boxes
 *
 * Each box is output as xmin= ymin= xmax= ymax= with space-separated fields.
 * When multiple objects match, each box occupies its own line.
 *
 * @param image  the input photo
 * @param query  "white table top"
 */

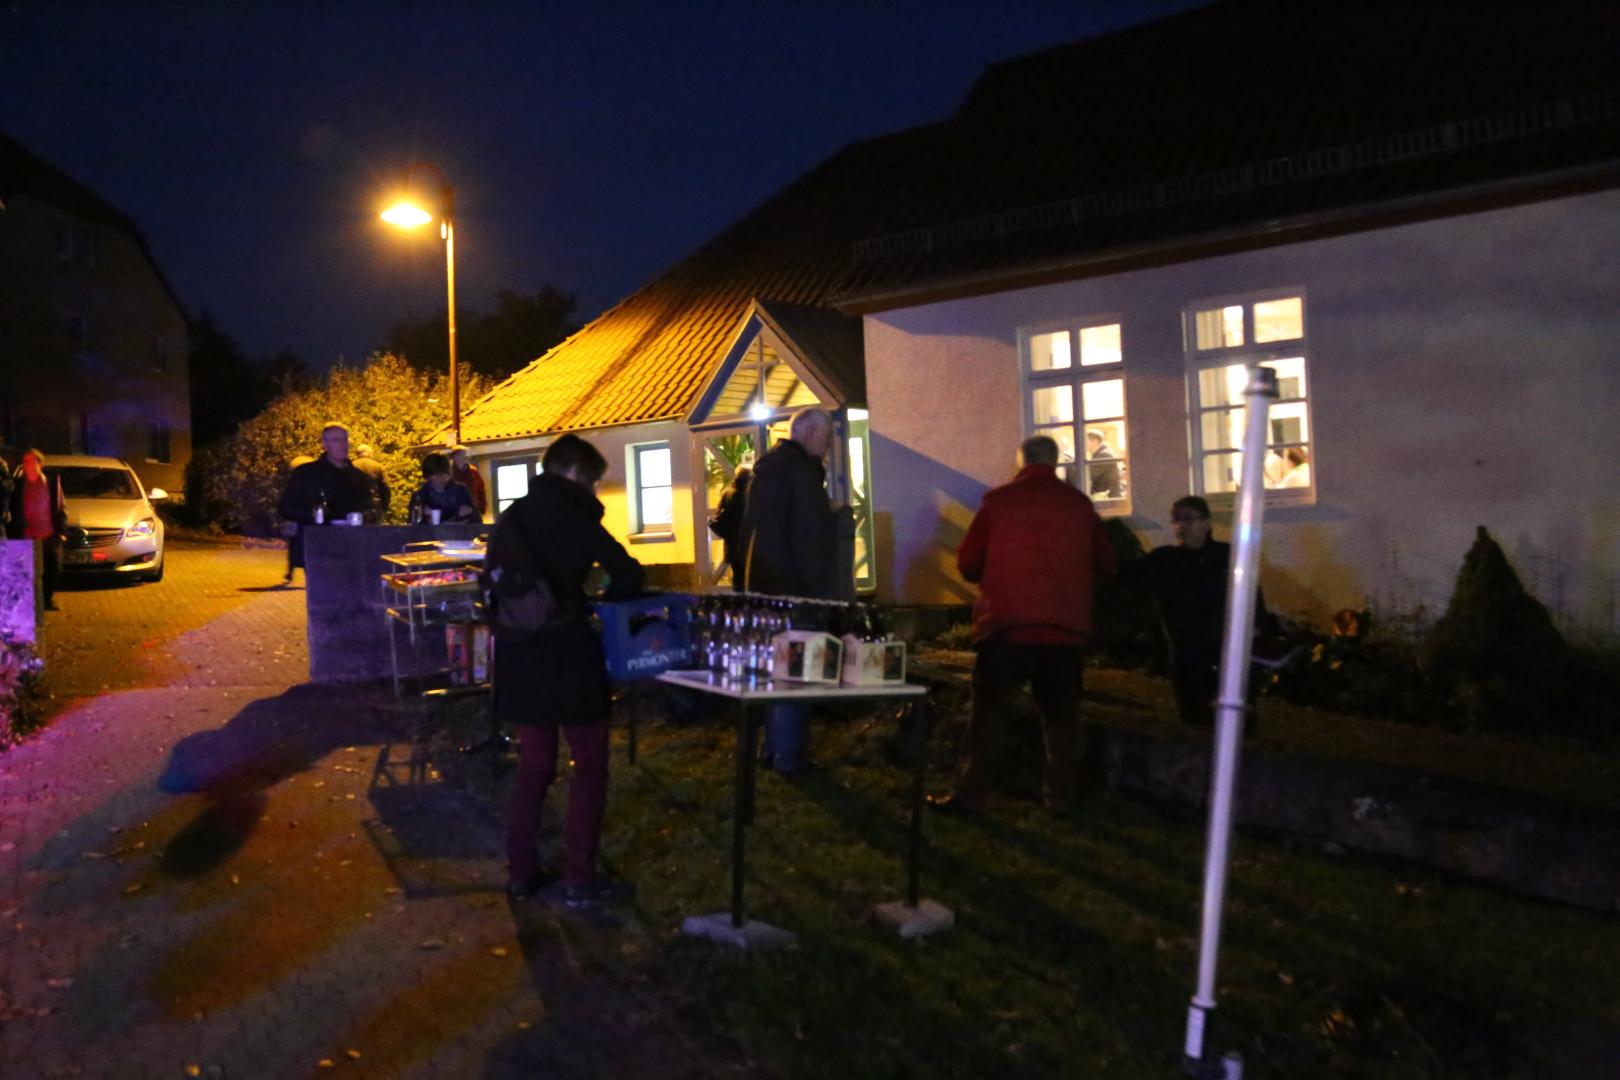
xmin=656 ymin=669 xmax=927 ymax=702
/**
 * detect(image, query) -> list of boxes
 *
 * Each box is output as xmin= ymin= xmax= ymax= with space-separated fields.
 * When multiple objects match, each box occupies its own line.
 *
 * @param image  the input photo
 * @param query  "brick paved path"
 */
xmin=1 ymin=542 xmax=753 ymax=1079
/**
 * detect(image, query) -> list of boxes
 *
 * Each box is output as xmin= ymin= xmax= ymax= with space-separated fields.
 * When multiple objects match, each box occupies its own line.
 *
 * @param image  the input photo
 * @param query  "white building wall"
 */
xmin=473 ymin=420 xmax=701 ymax=569
xmin=865 ymin=189 xmax=1620 ymax=637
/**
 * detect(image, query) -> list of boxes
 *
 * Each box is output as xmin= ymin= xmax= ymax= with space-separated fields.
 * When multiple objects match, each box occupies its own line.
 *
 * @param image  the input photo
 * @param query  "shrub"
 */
xmin=187 ymin=353 xmax=487 ymax=535
xmin=1421 ymin=526 xmax=1571 ymax=733
xmin=0 ymin=633 xmax=47 ymax=750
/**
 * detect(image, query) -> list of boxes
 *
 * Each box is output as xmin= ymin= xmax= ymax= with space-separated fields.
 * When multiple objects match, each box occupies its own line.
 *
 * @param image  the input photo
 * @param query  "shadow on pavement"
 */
xmin=155 ymin=682 xmax=402 ymax=878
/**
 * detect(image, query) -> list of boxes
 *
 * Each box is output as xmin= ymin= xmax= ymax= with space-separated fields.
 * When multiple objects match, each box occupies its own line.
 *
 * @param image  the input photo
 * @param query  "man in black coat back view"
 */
xmin=736 ymin=407 xmax=838 ymax=772
xmin=494 ymin=434 xmax=645 ymax=906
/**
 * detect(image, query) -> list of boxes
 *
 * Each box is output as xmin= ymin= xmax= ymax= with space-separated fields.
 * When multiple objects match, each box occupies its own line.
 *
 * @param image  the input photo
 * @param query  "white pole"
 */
xmin=1183 ymin=364 xmax=1277 ymax=1073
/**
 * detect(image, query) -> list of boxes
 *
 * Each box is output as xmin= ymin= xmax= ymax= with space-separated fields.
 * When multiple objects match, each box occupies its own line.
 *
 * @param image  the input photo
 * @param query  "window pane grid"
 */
xmin=1023 ymin=321 xmax=1128 ymax=507
xmin=1186 ymin=297 xmax=1312 ymax=497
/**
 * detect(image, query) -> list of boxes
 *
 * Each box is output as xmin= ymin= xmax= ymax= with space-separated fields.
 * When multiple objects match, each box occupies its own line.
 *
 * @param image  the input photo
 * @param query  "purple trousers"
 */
xmin=506 ymin=723 xmax=611 ymax=887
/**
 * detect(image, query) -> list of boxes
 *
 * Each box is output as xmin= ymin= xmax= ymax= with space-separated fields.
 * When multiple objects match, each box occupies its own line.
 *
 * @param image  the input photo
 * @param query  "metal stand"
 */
xmin=655 ymin=673 xmax=949 ymax=949
xmin=1183 ymin=364 xmax=1275 ymax=1077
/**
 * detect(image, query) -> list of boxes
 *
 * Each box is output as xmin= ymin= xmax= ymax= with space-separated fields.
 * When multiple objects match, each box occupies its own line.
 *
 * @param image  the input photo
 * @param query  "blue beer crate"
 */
xmin=596 ymin=593 xmax=695 ymax=681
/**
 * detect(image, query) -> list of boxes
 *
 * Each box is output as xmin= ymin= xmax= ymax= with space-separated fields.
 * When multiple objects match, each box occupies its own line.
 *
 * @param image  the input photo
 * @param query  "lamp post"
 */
xmin=381 ymin=163 xmax=461 ymax=444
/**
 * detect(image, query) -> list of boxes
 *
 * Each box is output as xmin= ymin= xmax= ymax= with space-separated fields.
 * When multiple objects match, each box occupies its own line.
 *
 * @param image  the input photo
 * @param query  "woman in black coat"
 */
xmin=493 ymin=435 xmax=644 ymax=905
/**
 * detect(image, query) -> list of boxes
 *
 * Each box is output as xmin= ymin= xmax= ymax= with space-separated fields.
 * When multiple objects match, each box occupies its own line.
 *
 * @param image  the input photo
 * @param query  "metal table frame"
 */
xmin=655 ymin=670 xmax=942 ymax=940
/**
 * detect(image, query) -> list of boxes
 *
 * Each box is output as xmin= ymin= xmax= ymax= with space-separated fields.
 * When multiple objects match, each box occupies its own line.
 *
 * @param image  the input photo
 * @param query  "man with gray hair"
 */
xmin=737 ymin=406 xmax=838 ymax=773
xmin=932 ymin=434 xmax=1117 ymax=813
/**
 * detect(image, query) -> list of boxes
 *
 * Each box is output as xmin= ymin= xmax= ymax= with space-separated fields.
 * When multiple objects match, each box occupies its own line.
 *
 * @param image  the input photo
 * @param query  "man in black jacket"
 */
xmin=737 ymin=408 xmax=838 ymax=772
xmin=495 ymin=434 xmax=645 ymax=906
xmin=276 ymin=424 xmax=374 ymax=584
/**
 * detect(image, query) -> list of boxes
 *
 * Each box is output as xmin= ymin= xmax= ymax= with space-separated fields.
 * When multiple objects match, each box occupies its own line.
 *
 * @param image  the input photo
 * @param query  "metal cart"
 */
xmin=380 ymin=542 xmax=489 ymax=698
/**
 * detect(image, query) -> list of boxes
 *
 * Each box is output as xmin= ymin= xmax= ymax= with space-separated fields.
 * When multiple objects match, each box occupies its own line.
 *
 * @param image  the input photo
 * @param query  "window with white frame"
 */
xmin=631 ymin=442 xmax=673 ymax=534
xmin=1185 ymin=293 xmax=1313 ymax=497
xmin=1023 ymin=320 xmax=1129 ymax=507
xmin=493 ymin=456 xmax=543 ymax=516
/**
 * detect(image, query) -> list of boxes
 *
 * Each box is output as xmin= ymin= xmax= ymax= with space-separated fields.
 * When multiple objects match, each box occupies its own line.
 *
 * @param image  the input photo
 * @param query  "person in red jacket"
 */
xmin=932 ymin=435 xmax=1118 ymax=814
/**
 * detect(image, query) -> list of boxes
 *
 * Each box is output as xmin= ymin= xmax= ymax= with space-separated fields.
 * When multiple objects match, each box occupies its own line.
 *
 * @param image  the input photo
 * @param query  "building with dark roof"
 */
xmin=452 ymin=1 xmax=1620 ymax=632
xmin=0 ymin=133 xmax=191 ymax=494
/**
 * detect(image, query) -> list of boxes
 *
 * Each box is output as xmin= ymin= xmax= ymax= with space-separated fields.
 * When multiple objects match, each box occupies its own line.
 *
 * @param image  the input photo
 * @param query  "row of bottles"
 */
xmin=689 ymin=594 xmax=891 ymax=682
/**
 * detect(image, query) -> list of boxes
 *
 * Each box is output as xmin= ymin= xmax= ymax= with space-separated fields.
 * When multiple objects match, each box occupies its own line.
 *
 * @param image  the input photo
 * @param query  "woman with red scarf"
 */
xmin=6 ymin=449 xmax=68 ymax=610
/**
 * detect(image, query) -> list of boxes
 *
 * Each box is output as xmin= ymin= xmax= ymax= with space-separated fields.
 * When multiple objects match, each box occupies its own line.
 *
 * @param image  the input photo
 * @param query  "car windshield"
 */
xmin=48 ymin=466 xmax=142 ymax=499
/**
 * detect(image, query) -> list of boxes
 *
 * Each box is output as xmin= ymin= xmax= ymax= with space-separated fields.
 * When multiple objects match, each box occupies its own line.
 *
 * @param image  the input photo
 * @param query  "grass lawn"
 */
xmin=517 ymin=689 xmax=1619 ymax=1080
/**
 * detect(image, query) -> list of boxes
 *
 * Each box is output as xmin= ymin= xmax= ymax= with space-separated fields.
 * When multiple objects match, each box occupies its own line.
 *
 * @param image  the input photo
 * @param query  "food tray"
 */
xmin=382 ymin=567 xmax=482 ymax=595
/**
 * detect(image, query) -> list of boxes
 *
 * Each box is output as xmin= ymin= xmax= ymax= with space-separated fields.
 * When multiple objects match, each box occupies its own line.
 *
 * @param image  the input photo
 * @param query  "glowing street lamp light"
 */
xmin=381 ymin=162 xmax=461 ymax=443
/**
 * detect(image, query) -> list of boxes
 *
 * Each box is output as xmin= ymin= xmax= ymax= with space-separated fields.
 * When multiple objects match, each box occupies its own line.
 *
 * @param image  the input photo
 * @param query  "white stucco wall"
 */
xmin=865 ymin=189 xmax=1620 ymax=636
xmin=473 ymin=420 xmax=702 ymax=569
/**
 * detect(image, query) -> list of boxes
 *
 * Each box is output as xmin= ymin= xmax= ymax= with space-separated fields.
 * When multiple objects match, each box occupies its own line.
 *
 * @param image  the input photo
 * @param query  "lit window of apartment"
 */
xmin=1022 ymin=319 xmax=1129 ymax=508
xmin=1185 ymin=293 xmax=1314 ymax=498
xmin=146 ymin=420 xmax=171 ymax=464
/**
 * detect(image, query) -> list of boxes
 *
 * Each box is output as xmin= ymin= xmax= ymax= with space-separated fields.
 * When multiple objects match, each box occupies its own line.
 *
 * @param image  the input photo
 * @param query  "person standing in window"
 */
xmin=932 ymin=435 xmax=1118 ymax=814
xmin=1278 ymin=447 xmax=1311 ymax=488
xmin=707 ymin=465 xmax=751 ymax=590
xmin=450 ymin=445 xmax=488 ymax=519
xmin=6 ymin=449 xmax=68 ymax=611
xmin=1085 ymin=429 xmax=1122 ymax=498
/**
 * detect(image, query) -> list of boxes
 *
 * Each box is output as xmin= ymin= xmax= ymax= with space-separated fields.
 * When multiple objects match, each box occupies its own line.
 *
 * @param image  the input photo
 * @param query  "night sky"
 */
xmin=2 ymin=1 xmax=1201 ymax=368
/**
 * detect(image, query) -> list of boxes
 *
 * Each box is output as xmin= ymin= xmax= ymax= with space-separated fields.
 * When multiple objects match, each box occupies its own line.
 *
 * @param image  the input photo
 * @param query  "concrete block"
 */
xmin=680 ymin=912 xmax=796 ymax=950
xmin=871 ymin=898 xmax=955 ymax=939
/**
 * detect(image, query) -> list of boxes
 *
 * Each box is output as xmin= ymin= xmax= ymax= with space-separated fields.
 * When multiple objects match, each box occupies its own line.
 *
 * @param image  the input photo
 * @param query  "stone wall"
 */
xmin=1 ymin=541 xmax=40 ymax=644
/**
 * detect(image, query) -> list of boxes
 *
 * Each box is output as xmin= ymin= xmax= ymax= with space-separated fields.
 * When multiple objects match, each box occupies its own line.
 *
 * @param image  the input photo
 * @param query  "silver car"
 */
xmin=45 ymin=455 xmax=167 ymax=583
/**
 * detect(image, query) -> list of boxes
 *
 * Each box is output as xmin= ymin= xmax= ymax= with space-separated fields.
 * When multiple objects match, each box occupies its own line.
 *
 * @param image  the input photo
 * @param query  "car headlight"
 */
xmin=127 ymin=517 xmax=157 ymax=539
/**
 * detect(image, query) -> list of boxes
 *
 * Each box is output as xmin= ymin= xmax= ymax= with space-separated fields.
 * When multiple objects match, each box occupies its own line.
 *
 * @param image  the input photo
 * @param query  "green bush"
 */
xmin=1421 ymin=526 xmax=1571 ymax=734
xmin=187 ymin=353 xmax=487 ymax=535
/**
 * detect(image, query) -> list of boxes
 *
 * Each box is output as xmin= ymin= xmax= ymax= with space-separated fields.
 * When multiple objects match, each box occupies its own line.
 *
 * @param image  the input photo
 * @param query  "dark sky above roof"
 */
xmin=0 ymin=0 xmax=1202 ymax=368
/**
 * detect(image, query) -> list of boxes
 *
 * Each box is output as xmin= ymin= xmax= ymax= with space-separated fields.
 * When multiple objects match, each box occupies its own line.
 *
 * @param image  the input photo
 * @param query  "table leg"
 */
xmin=627 ymin=685 xmax=639 ymax=765
xmin=907 ymin=696 xmax=930 ymax=908
xmin=731 ymin=697 xmax=751 ymax=929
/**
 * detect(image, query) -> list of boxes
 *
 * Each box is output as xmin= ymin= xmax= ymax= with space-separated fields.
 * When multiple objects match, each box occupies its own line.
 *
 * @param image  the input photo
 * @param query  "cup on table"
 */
xmin=346 ymin=512 xmax=363 ymax=526
xmin=429 ymin=508 xmax=441 ymax=525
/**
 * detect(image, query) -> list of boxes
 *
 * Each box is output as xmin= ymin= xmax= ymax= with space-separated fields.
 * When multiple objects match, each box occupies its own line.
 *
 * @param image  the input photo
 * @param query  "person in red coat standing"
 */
xmin=450 ymin=446 xmax=488 ymax=520
xmin=933 ymin=435 xmax=1118 ymax=814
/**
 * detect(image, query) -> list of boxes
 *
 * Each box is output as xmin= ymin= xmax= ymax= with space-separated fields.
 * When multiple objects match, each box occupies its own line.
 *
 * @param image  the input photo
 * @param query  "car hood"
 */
xmin=65 ymin=498 xmax=152 ymax=530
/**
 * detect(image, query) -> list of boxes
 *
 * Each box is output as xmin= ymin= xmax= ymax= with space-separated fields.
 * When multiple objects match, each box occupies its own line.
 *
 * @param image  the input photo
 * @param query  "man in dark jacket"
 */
xmin=1135 ymin=495 xmax=1274 ymax=727
xmin=6 ymin=449 xmax=68 ymax=610
xmin=934 ymin=435 xmax=1118 ymax=813
xmin=495 ymin=434 xmax=645 ymax=906
xmin=276 ymin=424 xmax=374 ymax=583
xmin=736 ymin=408 xmax=837 ymax=772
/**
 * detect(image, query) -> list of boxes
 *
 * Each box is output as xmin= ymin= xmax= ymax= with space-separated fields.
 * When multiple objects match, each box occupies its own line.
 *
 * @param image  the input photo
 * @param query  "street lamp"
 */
xmin=381 ymin=162 xmax=461 ymax=444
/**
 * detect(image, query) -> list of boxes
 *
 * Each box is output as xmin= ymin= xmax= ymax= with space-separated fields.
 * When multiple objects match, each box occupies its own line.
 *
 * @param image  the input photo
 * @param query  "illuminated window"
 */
xmin=1022 ymin=320 xmax=1129 ymax=508
xmin=632 ymin=442 xmax=673 ymax=533
xmin=493 ymin=456 xmax=543 ymax=516
xmin=1186 ymin=294 xmax=1313 ymax=498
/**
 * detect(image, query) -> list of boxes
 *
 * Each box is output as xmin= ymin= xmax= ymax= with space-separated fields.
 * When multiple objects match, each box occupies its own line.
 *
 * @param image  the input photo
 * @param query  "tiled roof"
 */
xmin=453 ymin=0 xmax=1620 ymax=444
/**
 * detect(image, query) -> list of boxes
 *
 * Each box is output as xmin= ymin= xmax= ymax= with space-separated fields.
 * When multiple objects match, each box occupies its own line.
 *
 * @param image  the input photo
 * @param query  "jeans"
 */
xmin=960 ymin=638 xmax=1085 ymax=808
xmin=506 ymin=723 xmax=611 ymax=887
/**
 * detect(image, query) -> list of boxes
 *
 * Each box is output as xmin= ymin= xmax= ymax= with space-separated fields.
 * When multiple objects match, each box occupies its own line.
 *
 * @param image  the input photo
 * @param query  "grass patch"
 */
xmin=574 ymin=700 xmax=1620 ymax=1079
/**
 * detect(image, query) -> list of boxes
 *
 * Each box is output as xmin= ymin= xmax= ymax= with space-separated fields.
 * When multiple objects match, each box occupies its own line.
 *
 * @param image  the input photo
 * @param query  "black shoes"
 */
xmin=561 ymin=877 xmax=634 ymax=909
xmin=505 ymin=866 xmax=559 ymax=900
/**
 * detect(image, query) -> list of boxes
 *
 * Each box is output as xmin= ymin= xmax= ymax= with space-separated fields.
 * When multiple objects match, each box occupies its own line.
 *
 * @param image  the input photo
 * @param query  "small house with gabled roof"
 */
xmin=450 ymin=0 xmax=1620 ymax=635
